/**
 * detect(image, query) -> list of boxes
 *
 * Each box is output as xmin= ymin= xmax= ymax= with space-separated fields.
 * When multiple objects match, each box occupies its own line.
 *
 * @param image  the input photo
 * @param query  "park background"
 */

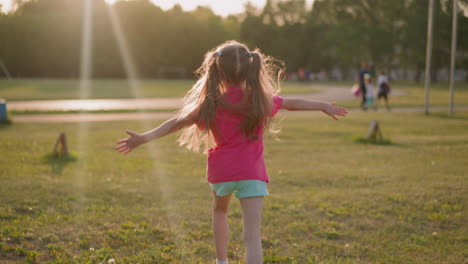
xmin=0 ymin=0 xmax=468 ymax=80
xmin=0 ymin=0 xmax=467 ymax=263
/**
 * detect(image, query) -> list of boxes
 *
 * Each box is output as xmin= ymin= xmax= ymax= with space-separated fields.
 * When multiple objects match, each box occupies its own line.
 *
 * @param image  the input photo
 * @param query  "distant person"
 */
xmin=364 ymin=73 xmax=376 ymax=110
xmin=298 ymin=67 xmax=306 ymax=81
xmin=115 ymin=40 xmax=348 ymax=264
xmin=358 ymin=63 xmax=370 ymax=110
xmin=377 ymin=70 xmax=391 ymax=111
xmin=306 ymin=70 xmax=313 ymax=81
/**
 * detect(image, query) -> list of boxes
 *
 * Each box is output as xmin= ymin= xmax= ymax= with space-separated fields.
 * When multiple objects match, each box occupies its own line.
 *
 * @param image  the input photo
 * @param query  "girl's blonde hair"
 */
xmin=176 ymin=40 xmax=284 ymax=152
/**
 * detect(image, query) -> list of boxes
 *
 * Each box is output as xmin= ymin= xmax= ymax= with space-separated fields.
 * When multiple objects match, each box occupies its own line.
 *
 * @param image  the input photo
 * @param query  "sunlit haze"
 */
xmin=149 ymin=0 xmax=314 ymax=16
xmin=0 ymin=0 xmax=314 ymax=16
xmin=0 ymin=0 xmax=12 ymax=13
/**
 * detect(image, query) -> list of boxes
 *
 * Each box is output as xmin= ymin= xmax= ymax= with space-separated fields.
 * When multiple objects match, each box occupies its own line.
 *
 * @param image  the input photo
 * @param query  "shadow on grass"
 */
xmin=43 ymin=153 xmax=77 ymax=175
xmin=0 ymin=123 xmax=12 ymax=130
xmin=0 ymin=116 xmax=13 ymax=127
xmin=352 ymin=136 xmax=393 ymax=145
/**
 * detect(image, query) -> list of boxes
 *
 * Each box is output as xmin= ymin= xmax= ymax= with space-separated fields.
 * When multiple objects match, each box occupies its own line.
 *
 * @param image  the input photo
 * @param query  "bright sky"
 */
xmin=0 ymin=0 xmax=314 ymax=16
xmin=149 ymin=0 xmax=314 ymax=16
xmin=0 ymin=0 xmax=11 ymax=12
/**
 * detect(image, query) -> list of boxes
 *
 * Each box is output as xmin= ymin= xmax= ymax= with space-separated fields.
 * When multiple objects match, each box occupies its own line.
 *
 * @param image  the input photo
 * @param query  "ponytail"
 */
xmin=236 ymin=50 xmax=273 ymax=139
xmin=177 ymin=52 xmax=221 ymax=153
xmin=247 ymin=51 xmax=262 ymax=92
xmin=199 ymin=54 xmax=221 ymax=131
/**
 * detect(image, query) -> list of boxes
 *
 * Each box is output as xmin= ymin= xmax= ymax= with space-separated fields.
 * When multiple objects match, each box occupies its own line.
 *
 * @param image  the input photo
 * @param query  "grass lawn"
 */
xmin=2 ymin=79 xmax=467 ymax=116
xmin=331 ymin=80 xmax=468 ymax=109
xmin=387 ymin=81 xmax=468 ymax=107
xmin=0 ymin=111 xmax=467 ymax=263
xmin=0 ymin=79 xmax=318 ymax=101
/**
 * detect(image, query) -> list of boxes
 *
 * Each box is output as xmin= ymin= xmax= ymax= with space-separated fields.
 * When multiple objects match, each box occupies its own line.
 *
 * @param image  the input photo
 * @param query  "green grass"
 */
xmin=1 ymin=78 xmax=466 ymax=111
xmin=9 ymin=109 xmax=177 ymax=116
xmin=337 ymin=80 xmax=468 ymax=109
xmin=1 ymin=111 xmax=467 ymax=263
xmin=389 ymin=80 xmax=468 ymax=107
xmin=0 ymin=79 xmax=194 ymax=100
xmin=0 ymin=79 xmax=318 ymax=101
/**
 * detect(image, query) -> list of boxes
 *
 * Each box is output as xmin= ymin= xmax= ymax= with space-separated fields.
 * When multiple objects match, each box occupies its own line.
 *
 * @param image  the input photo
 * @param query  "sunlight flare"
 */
xmin=76 ymin=0 xmax=93 ymax=195
xmin=106 ymin=2 xmax=187 ymax=249
xmin=106 ymin=5 xmax=142 ymax=100
xmin=80 ymin=0 xmax=93 ymax=99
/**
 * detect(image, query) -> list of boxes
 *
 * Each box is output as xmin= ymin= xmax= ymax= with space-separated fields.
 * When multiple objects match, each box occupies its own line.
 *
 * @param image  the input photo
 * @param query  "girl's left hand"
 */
xmin=322 ymin=102 xmax=348 ymax=120
xmin=115 ymin=130 xmax=145 ymax=154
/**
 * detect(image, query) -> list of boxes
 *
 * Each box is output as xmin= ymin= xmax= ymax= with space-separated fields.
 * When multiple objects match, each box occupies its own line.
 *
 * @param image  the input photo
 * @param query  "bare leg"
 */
xmin=240 ymin=196 xmax=264 ymax=264
xmin=212 ymin=192 xmax=232 ymax=262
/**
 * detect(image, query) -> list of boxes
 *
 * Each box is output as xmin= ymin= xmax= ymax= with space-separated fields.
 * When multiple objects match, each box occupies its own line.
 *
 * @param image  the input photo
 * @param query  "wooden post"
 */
xmin=367 ymin=120 xmax=383 ymax=141
xmin=449 ymin=0 xmax=458 ymax=115
xmin=53 ymin=132 xmax=69 ymax=157
xmin=424 ymin=0 xmax=434 ymax=115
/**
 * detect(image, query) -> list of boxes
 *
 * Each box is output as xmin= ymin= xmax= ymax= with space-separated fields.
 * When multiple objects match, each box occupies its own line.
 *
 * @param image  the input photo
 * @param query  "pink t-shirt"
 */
xmin=206 ymin=86 xmax=283 ymax=183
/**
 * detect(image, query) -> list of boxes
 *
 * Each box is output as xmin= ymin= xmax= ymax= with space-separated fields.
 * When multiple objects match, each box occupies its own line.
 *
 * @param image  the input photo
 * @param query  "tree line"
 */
xmin=0 ymin=0 xmax=467 ymax=81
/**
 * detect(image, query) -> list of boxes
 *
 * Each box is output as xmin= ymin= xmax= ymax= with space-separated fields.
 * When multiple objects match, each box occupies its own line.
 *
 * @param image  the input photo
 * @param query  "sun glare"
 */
xmin=0 ymin=0 xmax=12 ymax=13
xmin=2 ymin=0 xmax=314 ymax=16
xmin=151 ymin=0 xmax=314 ymax=16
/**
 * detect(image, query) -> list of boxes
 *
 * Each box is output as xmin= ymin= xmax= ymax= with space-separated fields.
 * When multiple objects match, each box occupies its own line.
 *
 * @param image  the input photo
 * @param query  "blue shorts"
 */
xmin=210 ymin=180 xmax=269 ymax=199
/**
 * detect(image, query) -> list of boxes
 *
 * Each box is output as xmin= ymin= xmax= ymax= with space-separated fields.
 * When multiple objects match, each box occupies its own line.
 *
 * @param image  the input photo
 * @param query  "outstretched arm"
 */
xmin=281 ymin=98 xmax=348 ymax=120
xmin=115 ymin=117 xmax=193 ymax=154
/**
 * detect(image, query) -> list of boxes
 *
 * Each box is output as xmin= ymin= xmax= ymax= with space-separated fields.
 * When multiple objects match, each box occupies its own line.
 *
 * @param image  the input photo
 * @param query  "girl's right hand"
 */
xmin=115 ymin=130 xmax=145 ymax=154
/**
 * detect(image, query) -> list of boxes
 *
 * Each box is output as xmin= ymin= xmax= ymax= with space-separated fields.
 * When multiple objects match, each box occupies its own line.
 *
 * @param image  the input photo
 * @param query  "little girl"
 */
xmin=364 ymin=73 xmax=377 ymax=110
xmin=115 ymin=40 xmax=348 ymax=264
